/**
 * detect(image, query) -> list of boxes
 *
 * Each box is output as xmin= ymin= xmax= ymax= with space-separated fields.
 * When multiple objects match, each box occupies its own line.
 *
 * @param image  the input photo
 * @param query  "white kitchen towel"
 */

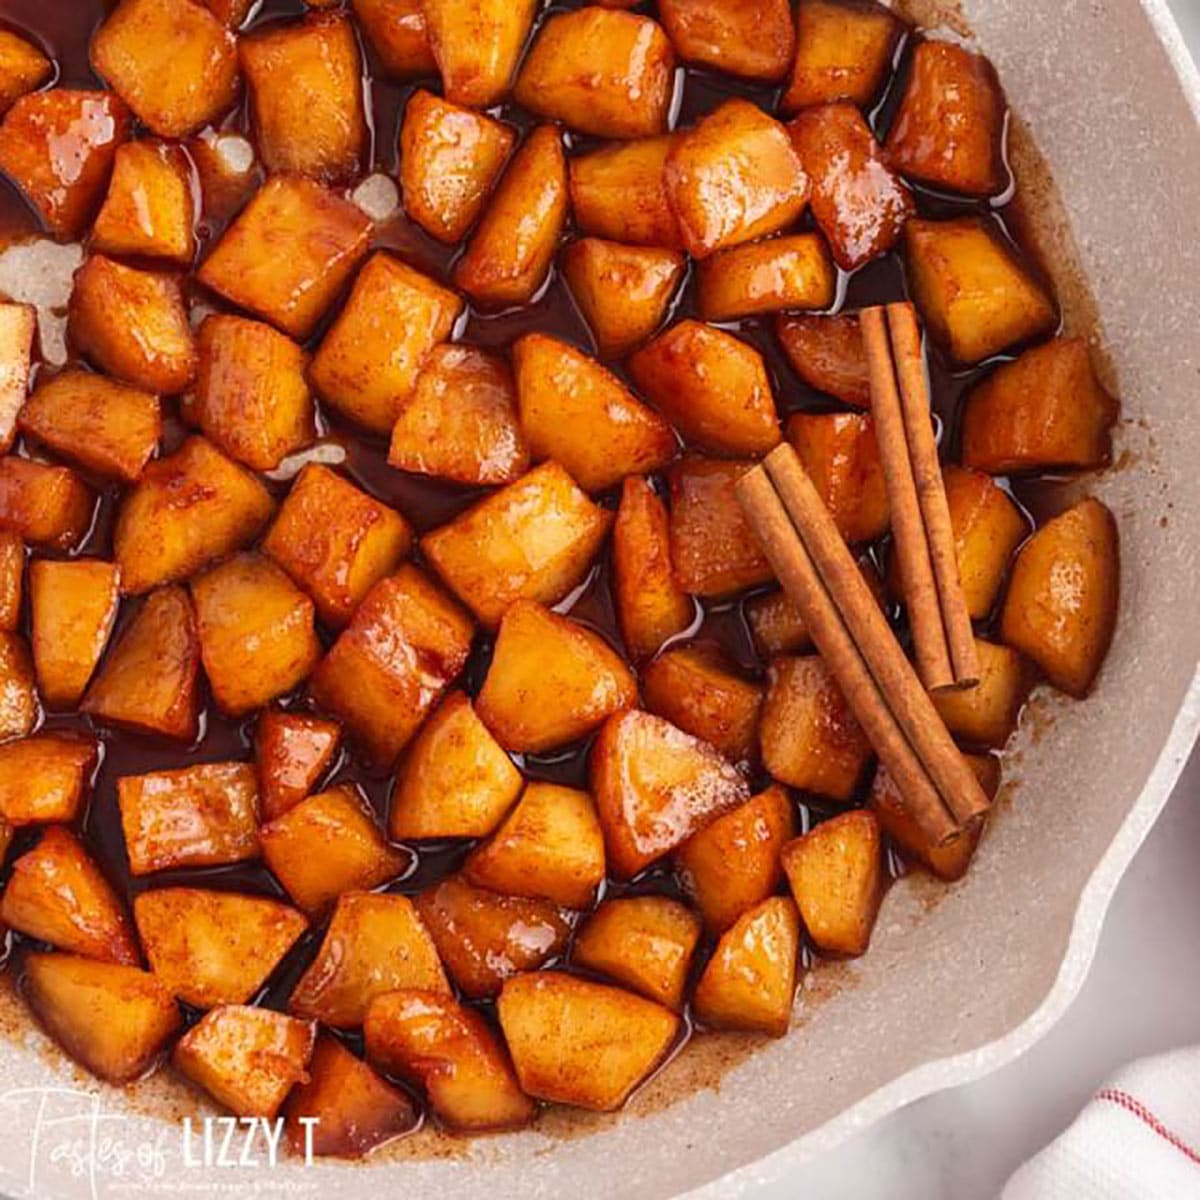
xmin=1002 ymin=1045 xmax=1200 ymax=1198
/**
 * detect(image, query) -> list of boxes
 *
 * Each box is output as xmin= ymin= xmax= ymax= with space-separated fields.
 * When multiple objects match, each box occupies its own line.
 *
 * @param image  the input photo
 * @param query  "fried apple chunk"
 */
xmin=422 ymin=0 xmax=538 ymax=108
xmin=0 ymin=90 xmax=130 ymax=238
xmin=962 ymin=338 xmax=1119 ymax=474
xmin=135 ymin=888 xmax=306 ymax=1008
xmin=114 ymin=437 xmax=274 ymax=595
xmin=782 ymin=810 xmax=881 ymax=956
xmin=659 ymin=0 xmax=794 ymax=80
xmin=23 ymin=953 xmax=178 ymax=1084
xmin=241 ymin=12 xmax=366 ymax=182
xmin=0 ymin=631 xmax=35 ymax=739
xmin=390 ymin=692 xmax=522 ymax=839
xmin=415 ymin=876 xmax=569 ymax=999
xmin=630 ymin=321 xmax=780 ymax=457
xmin=760 ymin=656 xmax=872 ymax=800
xmin=613 ymin=476 xmax=693 ymax=663
xmin=20 ymin=372 xmax=160 ymax=485
xmin=352 ymin=0 xmax=435 ymax=77
xmin=477 ymin=601 xmax=636 ymax=753
xmin=667 ymin=456 xmax=774 ymax=597
xmin=310 ymin=252 xmax=463 ymax=434
xmin=498 ymin=971 xmax=679 ymax=1111
xmin=421 ymin=462 xmax=612 ymax=629
xmin=1000 ymin=498 xmax=1119 ymax=698
xmin=0 ymin=734 xmax=97 ymax=825
xmin=932 ymin=636 xmax=1031 ymax=749
xmin=174 ymin=1006 xmax=316 ymax=1119
xmin=0 ymin=303 xmax=35 ymax=456
xmin=592 ymin=709 xmax=748 ymax=879
xmin=787 ymin=412 xmax=890 ymax=543
xmin=290 ymin=892 xmax=448 ymax=1026
xmin=643 ymin=644 xmax=762 ymax=764
xmin=366 ymin=990 xmax=535 ymax=1131
xmin=263 ymin=465 xmax=411 ymax=628
xmin=309 ymin=566 xmax=473 ymax=765
xmin=513 ymin=334 xmax=676 ymax=492
xmin=514 ymin=8 xmax=674 ymax=138
xmin=695 ymin=235 xmax=837 ymax=321
xmin=464 ymin=782 xmax=606 ymax=908
xmin=198 ymin=176 xmax=372 ymax=340
xmin=665 ymin=100 xmax=809 ymax=259
xmin=776 ymin=313 xmax=871 ymax=407
xmin=3 ymin=828 xmax=137 ymax=964
xmin=789 ymin=103 xmax=913 ymax=270
xmin=0 ymin=459 xmax=94 ymax=550
xmin=260 ymin=785 xmax=407 ymax=913
xmin=192 ymin=554 xmax=321 ymax=716
xmin=0 ymin=531 xmax=21 ymax=630
xmin=256 ymin=710 xmax=340 ymax=821
xmin=399 ymin=89 xmax=514 ymax=244
xmin=906 ymin=217 xmax=1058 ymax=365
xmin=574 ymin=896 xmax=701 ymax=1010
xmin=91 ymin=140 xmax=195 ymax=265
xmin=30 ymin=559 xmax=120 ymax=708
xmin=569 ymin=136 xmax=683 ymax=250
xmin=81 ymin=586 xmax=200 ymax=740
xmin=0 ymin=31 xmax=52 ymax=116
xmin=69 ymin=256 xmax=195 ymax=395
xmin=885 ymin=41 xmax=1007 ymax=197
xmin=90 ymin=0 xmax=238 ymax=138
xmin=782 ymin=0 xmax=903 ymax=113
xmin=389 ymin=346 xmax=528 ymax=486
xmin=118 ymin=762 xmax=260 ymax=876
xmin=561 ymin=240 xmax=684 ymax=360
xmin=454 ymin=125 xmax=567 ymax=308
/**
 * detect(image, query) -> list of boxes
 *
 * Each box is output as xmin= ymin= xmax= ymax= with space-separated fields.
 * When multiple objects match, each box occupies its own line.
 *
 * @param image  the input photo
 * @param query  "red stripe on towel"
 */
xmin=1095 ymin=1088 xmax=1200 ymax=1167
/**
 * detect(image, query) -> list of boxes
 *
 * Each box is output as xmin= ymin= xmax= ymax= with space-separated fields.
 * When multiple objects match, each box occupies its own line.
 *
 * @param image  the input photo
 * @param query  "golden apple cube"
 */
xmin=0 ymin=458 xmax=94 ymax=550
xmin=932 ymin=636 xmax=1032 ymax=749
xmin=0 ymin=631 xmax=35 ymax=740
xmin=352 ymin=0 xmax=436 ymax=77
xmin=92 ymin=140 xmax=197 ymax=264
xmin=422 ymin=0 xmax=539 ymax=108
xmin=0 ymin=302 xmax=36 ymax=455
xmin=569 ymin=135 xmax=683 ymax=250
xmin=776 ymin=313 xmax=872 ymax=407
xmin=696 ymin=234 xmax=837 ymax=320
xmin=256 ymin=710 xmax=341 ymax=821
xmin=0 ymin=31 xmax=52 ymax=116
xmin=0 ymin=734 xmax=98 ymax=825
xmin=659 ymin=0 xmax=794 ymax=80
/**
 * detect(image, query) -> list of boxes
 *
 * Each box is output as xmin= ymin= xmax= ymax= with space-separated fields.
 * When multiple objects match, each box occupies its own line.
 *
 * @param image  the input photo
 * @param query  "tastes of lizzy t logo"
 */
xmin=181 ymin=1115 xmax=318 ymax=1169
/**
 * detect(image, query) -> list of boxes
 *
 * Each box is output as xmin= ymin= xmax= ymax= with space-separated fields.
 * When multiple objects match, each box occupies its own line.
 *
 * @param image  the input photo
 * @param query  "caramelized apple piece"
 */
xmin=782 ymin=810 xmax=882 ymax=955
xmin=782 ymin=0 xmax=903 ymax=113
xmin=389 ymin=345 xmax=528 ymax=486
xmin=310 ymin=251 xmax=463 ymax=434
xmin=69 ymin=255 xmax=195 ymax=395
xmin=23 ymin=952 xmax=180 ymax=1084
xmin=514 ymin=8 xmax=674 ymax=138
xmin=591 ymin=709 xmax=748 ymax=879
xmin=693 ymin=896 xmax=799 ymax=1035
xmin=134 ymin=888 xmax=306 ymax=1008
xmin=30 ymin=559 xmax=120 ymax=707
xmin=352 ymin=0 xmax=436 ymax=77
xmin=464 ymin=782 xmax=606 ymax=909
xmin=665 ymin=99 xmax=809 ymax=259
xmin=421 ymin=462 xmax=613 ymax=629
xmin=695 ymin=235 xmax=837 ymax=321
xmin=262 ymin=464 xmax=412 ymax=628
xmin=574 ymin=896 xmax=701 ymax=1010
xmin=3 ymin=828 xmax=137 ymax=964
xmin=760 ymin=655 xmax=872 ymax=800
xmin=0 ymin=303 xmax=35 ymax=456
xmin=82 ymin=586 xmax=200 ymax=740
xmin=569 ymin=136 xmax=683 ymax=250
xmin=1000 ymin=499 xmax=1119 ymax=698
xmin=0 ymin=530 xmax=21 ymax=630
xmin=256 ymin=710 xmax=341 ymax=821
xmin=415 ymin=876 xmax=569 ymax=999
xmin=0 ymin=31 xmax=52 ymax=116
xmin=198 ymin=176 xmax=372 ymax=340
xmin=0 ymin=458 xmax=94 ymax=550
xmin=0 ymin=631 xmax=35 ymax=739
xmin=631 ymin=320 xmax=783 ymax=457
xmin=659 ymin=0 xmax=794 ymax=80
xmin=932 ymin=636 xmax=1031 ymax=749
xmin=497 ymin=971 xmax=679 ymax=1111
xmin=92 ymin=140 xmax=196 ymax=265
xmin=192 ymin=314 xmax=314 ymax=472
xmin=905 ymin=217 xmax=1058 ymax=365
xmin=260 ymin=784 xmax=407 ymax=913
xmin=0 ymin=735 xmax=96 ymax=825
xmin=90 ymin=0 xmax=238 ymax=138
xmin=309 ymin=566 xmax=473 ymax=765
xmin=118 ymin=761 xmax=260 ymax=876
xmin=885 ymin=40 xmax=1007 ymax=197
xmin=667 ymin=456 xmax=774 ymax=596
xmin=289 ymin=891 xmax=448 ymax=1026
xmin=399 ymin=89 xmax=515 ymax=244
xmin=114 ymin=436 xmax=274 ymax=595
xmin=284 ymin=1034 xmax=417 ymax=1158
xmin=422 ymin=0 xmax=538 ymax=107
xmin=962 ymin=338 xmax=1119 ymax=474
xmin=787 ymin=412 xmax=890 ymax=543
xmin=776 ymin=313 xmax=871 ymax=407
xmin=366 ymin=990 xmax=535 ymax=1131
xmin=454 ymin=125 xmax=567 ymax=308
xmin=0 ymin=89 xmax=129 ymax=239
xmin=789 ymin=103 xmax=913 ymax=270
xmin=174 ymin=1005 xmax=315 ymax=1119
